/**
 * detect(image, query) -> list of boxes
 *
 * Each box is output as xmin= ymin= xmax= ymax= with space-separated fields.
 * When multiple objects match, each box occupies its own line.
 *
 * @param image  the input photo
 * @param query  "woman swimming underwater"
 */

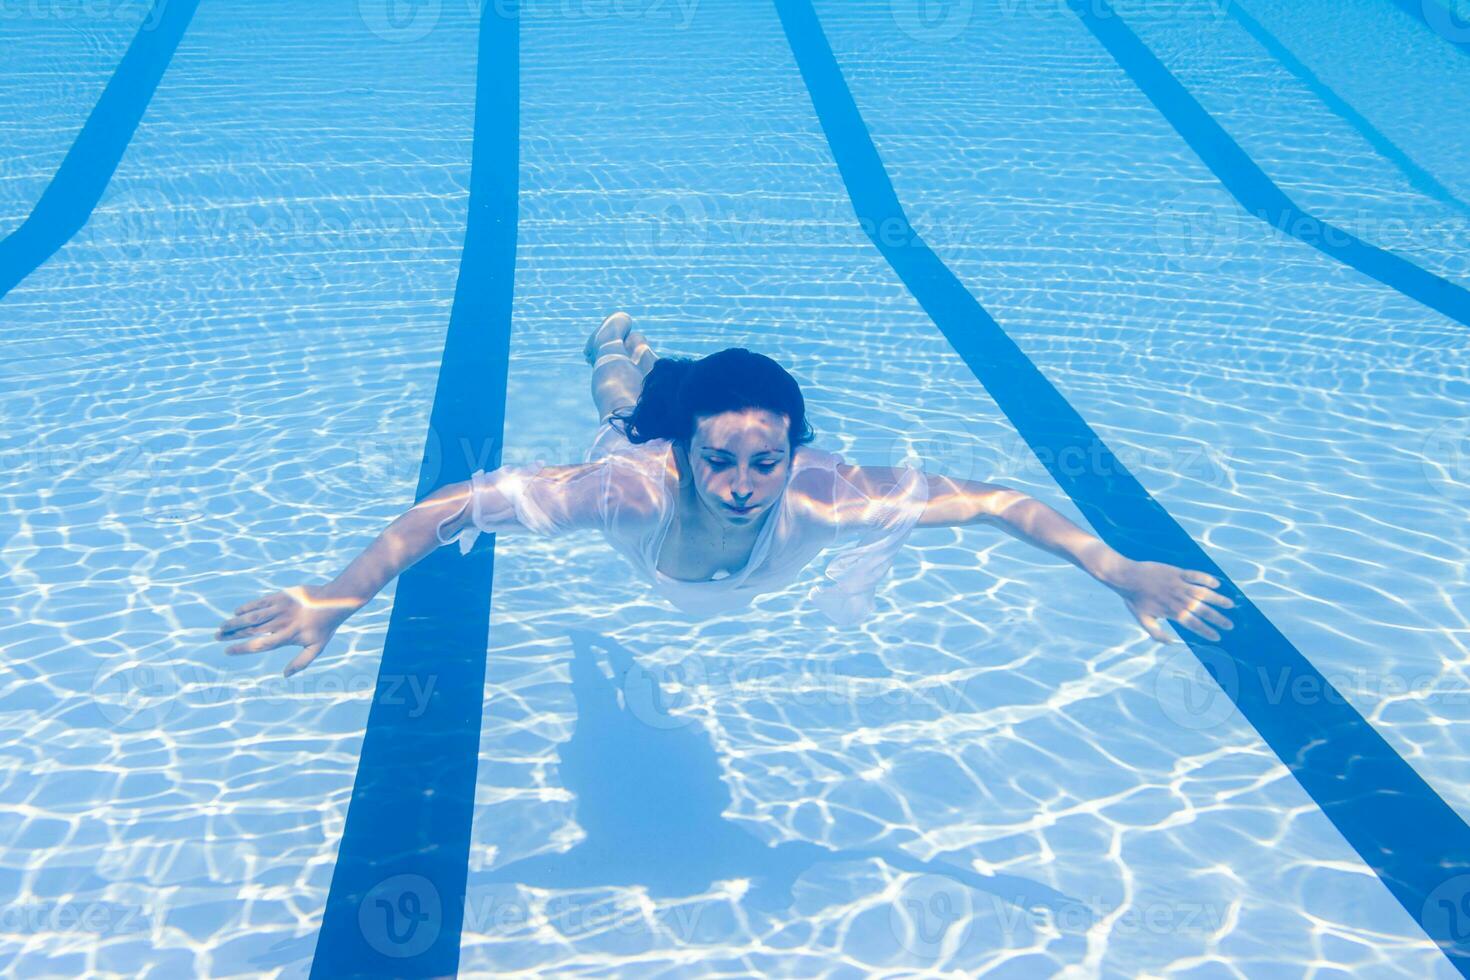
xmin=216 ymin=312 xmax=1234 ymax=676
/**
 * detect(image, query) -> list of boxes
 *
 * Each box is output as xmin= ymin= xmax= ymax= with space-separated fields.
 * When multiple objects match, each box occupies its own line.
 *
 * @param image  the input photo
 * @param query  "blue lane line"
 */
xmin=1228 ymin=0 xmax=1469 ymax=215
xmin=1067 ymin=0 xmax=1470 ymax=330
xmin=771 ymin=0 xmax=1470 ymax=972
xmin=1387 ymin=0 xmax=1470 ymax=58
xmin=0 ymin=0 xmax=201 ymax=301
xmin=309 ymin=4 xmax=519 ymax=977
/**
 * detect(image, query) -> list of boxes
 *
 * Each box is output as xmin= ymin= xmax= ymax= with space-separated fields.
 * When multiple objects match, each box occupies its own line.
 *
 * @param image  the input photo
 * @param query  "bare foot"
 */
xmin=584 ymin=311 xmax=633 ymax=366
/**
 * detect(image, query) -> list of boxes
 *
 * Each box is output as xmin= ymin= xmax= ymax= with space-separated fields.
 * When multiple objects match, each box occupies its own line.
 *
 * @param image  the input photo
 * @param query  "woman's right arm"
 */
xmin=215 ymin=472 xmax=517 ymax=676
xmin=318 ymin=475 xmax=492 ymax=609
xmin=215 ymin=460 xmax=629 ymax=675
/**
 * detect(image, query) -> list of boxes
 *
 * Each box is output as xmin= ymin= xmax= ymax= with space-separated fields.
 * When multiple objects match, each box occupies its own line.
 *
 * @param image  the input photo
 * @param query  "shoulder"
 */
xmin=784 ymin=447 xmax=931 ymax=535
xmin=782 ymin=446 xmax=843 ymax=527
xmin=591 ymin=441 xmax=674 ymax=528
xmin=786 ymin=446 xmax=913 ymax=501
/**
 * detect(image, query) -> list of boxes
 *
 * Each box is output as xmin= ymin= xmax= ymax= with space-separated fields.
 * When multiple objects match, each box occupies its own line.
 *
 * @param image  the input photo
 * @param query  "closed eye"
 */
xmin=707 ymin=460 xmax=777 ymax=472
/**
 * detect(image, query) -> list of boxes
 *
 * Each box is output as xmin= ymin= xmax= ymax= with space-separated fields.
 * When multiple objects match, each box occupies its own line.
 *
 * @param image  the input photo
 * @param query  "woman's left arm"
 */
xmin=926 ymin=473 xmax=1235 ymax=642
xmin=841 ymin=465 xmax=1236 ymax=643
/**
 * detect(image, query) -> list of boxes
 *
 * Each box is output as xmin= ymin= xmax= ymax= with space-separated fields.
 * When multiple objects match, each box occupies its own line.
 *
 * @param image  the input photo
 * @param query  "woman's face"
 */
xmin=681 ymin=409 xmax=793 ymax=528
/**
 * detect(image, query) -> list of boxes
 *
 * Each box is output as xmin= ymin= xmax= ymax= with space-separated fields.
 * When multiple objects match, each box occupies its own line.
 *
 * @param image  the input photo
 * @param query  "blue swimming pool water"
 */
xmin=2 ymin=1 xmax=1468 ymax=976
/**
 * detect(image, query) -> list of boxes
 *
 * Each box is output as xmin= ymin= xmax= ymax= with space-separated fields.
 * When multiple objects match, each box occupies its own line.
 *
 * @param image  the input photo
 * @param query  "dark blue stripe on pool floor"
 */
xmin=1067 ymin=0 xmax=1470 ymax=329
xmin=1387 ymin=0 xmax=1470 ymax=59
xmin=309 ymin=5 xmax=519 ymax=977
xmin=0 ymin=0 xmax=200 ymax=301
xmin=1227 ymin=0 xmax=1468 ymax=215
xmin=772 ymin=0 xmax=1470 ymax=972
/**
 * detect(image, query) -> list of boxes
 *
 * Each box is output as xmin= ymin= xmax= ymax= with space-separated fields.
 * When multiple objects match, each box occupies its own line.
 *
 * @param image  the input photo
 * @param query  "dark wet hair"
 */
xmin=608 ymin=347 xmax=816 ymax=457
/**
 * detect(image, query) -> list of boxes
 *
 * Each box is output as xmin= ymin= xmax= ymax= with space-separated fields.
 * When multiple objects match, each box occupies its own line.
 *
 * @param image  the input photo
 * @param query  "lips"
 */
xmin=726 ymin=503 xmax=754 ymax=514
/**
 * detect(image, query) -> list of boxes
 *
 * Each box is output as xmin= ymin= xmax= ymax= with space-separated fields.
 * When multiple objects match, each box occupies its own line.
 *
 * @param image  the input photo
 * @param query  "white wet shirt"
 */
xmin=435 ymin=422 xmax=930 ymax=627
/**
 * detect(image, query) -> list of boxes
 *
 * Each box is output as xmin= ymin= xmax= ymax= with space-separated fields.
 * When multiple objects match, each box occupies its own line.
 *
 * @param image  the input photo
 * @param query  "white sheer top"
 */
xmin=433 ymin=422 xmax=930 ymax=627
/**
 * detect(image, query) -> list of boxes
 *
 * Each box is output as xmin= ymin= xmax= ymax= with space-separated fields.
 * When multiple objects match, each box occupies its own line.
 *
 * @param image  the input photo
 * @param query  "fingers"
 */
xmin=284 ymin=644 xmax=323 ymax=678
xmin=1129 ymin=568 xmax=1239 ymax=644
xmin=1180 ymin=569 xmax=1221 ymax=589
xmin=1178 ymin=589 xmax=1234 ymax=632
xmin=220 ymin=593 xmax=286 ymax=634
xmin=1188 ymin=585 xmax=1234 ymax=610
xmin=234 ymin=593 xmax=280 ymax=616
xmin=1138 ymin=613 xmax=1175 ymax=644
xmin=224 ymin=627 xmax=292 ymax=656
xmin=1194 ymin=604 xmax=1233 ymax=631
xmin=1176 ymin=610 xmax=1221 ymax=643
xmin=217 ymin=607 xmax=275 ymax=639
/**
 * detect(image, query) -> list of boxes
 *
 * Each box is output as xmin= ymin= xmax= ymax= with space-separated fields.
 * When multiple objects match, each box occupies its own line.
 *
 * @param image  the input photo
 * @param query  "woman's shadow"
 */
xmin=469 ymin=627 xmax=1088 ymax=924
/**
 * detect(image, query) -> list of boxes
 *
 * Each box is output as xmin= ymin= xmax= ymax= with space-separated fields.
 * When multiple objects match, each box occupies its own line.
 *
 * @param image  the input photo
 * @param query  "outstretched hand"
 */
xmin=215 ymin=585 xmax=364 ymax=677
xmin=1107 ymin=560 xmax=1235 ymax=643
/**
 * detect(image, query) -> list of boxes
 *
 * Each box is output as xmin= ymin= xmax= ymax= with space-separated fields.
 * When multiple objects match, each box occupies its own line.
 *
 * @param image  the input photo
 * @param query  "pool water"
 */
xmin=1 ymin=0 xmax=1468 ymax=976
